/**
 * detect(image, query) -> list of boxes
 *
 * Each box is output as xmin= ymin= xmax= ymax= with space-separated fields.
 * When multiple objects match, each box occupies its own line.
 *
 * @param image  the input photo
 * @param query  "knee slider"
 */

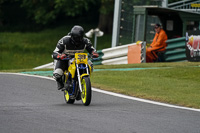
xmin=53 ymin=73 xmax=62 ymax=80
xmin=53 ymin=68 xmax=63 ymax=80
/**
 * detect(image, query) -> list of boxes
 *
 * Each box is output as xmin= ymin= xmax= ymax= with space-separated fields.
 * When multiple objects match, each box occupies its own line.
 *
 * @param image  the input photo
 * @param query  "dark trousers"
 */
xmin=53 ymin=60 xmax=69 ymax=76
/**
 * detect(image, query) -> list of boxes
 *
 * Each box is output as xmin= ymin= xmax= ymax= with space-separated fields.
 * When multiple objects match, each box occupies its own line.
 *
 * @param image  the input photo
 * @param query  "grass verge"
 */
xmin=0 ymin=25 xmax=111 ymax=70
xmin=91 ymin=62 xmax=200 ymax=109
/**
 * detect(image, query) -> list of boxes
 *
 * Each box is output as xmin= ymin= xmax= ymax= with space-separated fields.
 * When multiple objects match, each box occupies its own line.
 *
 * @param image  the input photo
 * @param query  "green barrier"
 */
xmin=165 ymin=37 xmax=187 ymax=62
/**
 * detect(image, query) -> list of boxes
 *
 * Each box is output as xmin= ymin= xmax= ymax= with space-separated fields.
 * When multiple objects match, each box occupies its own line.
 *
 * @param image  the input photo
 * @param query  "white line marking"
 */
xmin=1 ymin=72 xmax=200 ymax=112
xmin=92 ymin=88 xmax=200 ymax=112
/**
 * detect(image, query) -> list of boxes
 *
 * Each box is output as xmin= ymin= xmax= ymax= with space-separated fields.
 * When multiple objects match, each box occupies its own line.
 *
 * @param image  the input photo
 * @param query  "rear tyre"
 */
xmin=81 ymin=77 xmax=92 ymax=106
xmin=64 ymin=90 xmax=75 ymax=104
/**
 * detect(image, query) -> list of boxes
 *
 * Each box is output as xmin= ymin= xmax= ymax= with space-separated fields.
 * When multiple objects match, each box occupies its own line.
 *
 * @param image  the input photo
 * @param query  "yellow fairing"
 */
xmin=68 ymin=61 xmax=76 ymax=78
xmin=75 ymin=53 xmax=92 ymax=74
xmin=81 ymin=74 xmax=89 ymax=79
xmin=88 ymin=64 xmax=92 ymax=74
xmin=75 ymin=53 xmax=88 ymax=64
xmin=64 ymin=71 xmax=68 ymax=82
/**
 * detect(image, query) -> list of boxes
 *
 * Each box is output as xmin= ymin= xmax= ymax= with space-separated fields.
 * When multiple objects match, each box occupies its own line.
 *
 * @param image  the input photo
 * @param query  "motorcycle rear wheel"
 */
xmin=64 ymin=90 xmax=75 ymax=104
xmin=81 ymin=77 xmax=92 ymax=106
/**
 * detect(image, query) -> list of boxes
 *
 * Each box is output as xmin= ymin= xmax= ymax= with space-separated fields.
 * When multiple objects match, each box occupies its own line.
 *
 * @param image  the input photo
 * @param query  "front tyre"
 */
xmin=81 ymin=77 xmax=92 ymax=106
xmin=64 ymin=90 xmax=75 ymax=104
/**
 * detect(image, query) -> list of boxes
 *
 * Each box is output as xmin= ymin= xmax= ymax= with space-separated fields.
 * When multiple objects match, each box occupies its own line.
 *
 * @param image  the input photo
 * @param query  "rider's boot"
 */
xmin=56 ymin=80 xmax=64 ymax=90
xmin=53 ymin=73 xmax=64 ymax=90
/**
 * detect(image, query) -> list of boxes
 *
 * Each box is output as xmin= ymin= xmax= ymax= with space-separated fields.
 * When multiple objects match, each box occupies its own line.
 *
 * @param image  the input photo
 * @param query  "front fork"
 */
xmin=76 ymin=64 xmax=89 ymax=93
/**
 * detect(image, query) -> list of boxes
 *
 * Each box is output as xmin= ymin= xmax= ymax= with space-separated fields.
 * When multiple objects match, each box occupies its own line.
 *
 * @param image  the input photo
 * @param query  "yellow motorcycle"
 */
xmin=62 ymin=53 xmax=92 ymax=106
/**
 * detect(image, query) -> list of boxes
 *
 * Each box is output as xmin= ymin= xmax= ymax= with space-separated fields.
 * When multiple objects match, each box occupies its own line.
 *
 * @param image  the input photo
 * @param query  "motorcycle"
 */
xmin=62 ymin=53 xmax=93 ymax=106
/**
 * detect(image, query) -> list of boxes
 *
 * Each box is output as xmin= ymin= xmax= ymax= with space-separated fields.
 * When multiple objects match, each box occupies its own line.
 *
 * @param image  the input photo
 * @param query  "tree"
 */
xmin=19 ymin=0 xmax=114 ymax=33
xmin=98 ymin=0 xmax=114 ymax=33
xmin=19 ymin=0 xmax=97 ymax=25
xmin=1 ymin=0 xmax=180 ymax=32
xmin=0 ymin=0 xmax=9 ymax=26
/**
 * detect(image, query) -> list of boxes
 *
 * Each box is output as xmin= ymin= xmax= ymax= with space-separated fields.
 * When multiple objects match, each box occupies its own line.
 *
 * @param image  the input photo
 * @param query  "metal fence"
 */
xmin=168 ymin=0 xmax=200 ymax=14
xmin=118 ymin=0 xmax=162 ymax=46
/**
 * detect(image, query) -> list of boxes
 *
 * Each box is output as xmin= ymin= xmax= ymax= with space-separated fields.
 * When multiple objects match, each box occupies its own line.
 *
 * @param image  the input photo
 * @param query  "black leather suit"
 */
xmin=52 ymin=35 xmax=95 ymax=78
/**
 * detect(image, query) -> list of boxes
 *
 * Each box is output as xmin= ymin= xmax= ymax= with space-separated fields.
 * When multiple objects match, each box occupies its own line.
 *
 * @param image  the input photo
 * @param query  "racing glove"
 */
xmin=57 ymin=54 xmax=69 ymax=60
xmin=92 ymin=51 xmax=99 ymax=58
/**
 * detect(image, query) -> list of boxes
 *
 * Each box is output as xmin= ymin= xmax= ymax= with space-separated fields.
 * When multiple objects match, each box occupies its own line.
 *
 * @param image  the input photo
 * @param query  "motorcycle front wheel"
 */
xmin=81 ymin=77 xmax=92 ymax=106
xmin=64 ymin=90 xmax=75 ymax=104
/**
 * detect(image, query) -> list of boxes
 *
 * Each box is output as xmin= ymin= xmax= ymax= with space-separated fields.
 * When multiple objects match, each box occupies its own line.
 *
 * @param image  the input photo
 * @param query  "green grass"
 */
xmin=94 ymin=62 xmax=200 ymax=69
xmin=91 ymin=63 xmax=200 ymax=108
xmin=0 ymin=25 xmax=111 ymax=70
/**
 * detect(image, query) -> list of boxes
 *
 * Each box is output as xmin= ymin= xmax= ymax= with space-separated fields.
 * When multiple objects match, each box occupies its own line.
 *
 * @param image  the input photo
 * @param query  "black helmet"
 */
xmin=71 ymin=25 xmax=84 ymax=44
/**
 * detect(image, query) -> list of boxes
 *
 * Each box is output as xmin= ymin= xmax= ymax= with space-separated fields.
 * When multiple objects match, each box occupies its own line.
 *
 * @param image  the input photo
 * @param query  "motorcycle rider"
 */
xmin=52 ymin=25 xmax=99 ymax=90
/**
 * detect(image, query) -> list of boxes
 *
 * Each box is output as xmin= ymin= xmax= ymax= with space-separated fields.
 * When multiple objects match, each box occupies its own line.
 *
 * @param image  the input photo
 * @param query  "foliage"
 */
xmin=19 ymin=0 xmax=97 ymax=25
xmin=0 ymin=0 xmax=181 ymax=30
xmin=99 ymin=0 xmax=114 ymax=15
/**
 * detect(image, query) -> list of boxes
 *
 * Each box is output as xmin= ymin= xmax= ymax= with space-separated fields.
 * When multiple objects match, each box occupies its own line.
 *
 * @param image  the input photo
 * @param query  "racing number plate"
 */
xmin=75 ymin=53 xmax=88 ymax=64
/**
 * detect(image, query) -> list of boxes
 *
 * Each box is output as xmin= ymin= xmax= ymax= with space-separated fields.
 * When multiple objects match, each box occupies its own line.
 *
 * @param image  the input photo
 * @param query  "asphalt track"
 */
xmin=0 ymin=73 xmax=200 ymax=133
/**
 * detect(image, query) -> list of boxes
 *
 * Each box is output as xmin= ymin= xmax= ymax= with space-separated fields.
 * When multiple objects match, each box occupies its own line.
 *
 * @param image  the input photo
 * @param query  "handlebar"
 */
xmin=61 ymin=57 xmax=71 ymax=60
xmin=60 ymin=54 xmax=99 ymax=61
